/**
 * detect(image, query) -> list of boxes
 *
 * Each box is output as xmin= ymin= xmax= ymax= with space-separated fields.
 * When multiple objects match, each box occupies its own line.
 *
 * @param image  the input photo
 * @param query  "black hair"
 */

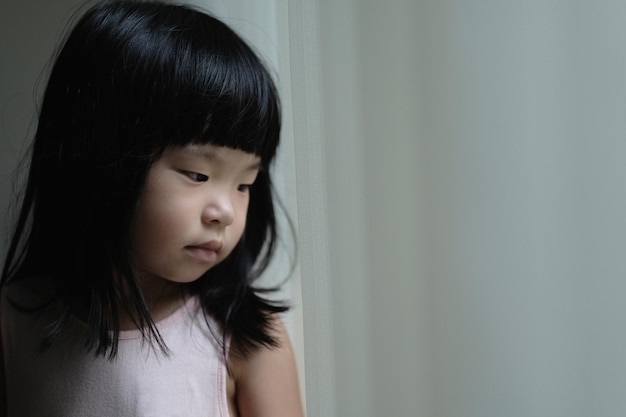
xmin=1 ymin=0 xmax=288 ymax=357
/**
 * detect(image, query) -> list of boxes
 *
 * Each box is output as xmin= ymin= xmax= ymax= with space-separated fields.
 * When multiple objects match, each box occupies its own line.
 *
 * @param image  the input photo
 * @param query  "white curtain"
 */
xmin=311 ymin=0 xmax=626 ymax=416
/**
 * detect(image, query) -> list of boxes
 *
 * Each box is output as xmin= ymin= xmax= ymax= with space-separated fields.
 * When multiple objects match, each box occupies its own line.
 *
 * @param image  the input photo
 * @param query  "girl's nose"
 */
xmin=201 ymin=194 xmax=234 ymax=226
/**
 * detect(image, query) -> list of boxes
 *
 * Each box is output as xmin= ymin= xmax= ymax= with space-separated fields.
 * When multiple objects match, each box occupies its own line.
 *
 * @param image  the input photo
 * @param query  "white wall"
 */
xmin=306 ymin=0 xmax=626 ymax=416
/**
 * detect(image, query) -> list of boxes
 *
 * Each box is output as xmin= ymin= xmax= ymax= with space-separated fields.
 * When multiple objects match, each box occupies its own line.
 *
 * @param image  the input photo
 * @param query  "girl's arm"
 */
xmin=230 ymin=318 xmax=304 ymax=417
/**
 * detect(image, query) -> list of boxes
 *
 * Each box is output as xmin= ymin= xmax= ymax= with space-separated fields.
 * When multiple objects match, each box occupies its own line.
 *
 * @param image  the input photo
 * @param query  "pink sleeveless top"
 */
xmin=1 ymin=289 xmax=231 ymax=417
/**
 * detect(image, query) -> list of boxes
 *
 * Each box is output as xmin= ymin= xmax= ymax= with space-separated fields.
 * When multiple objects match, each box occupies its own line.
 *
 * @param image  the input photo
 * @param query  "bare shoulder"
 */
xmin=228 ymin=317 xmax=304 ymax=417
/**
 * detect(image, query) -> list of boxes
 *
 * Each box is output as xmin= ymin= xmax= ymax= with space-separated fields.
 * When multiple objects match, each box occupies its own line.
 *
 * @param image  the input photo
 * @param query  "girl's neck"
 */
xmin=71 ymin=276 xmax=187 ymax=331
xmin=118 ymin=279 xmax=186 ymax=331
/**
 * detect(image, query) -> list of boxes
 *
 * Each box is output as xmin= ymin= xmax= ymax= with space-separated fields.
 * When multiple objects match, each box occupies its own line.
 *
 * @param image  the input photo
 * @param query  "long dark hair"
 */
xmin=1 ymin=0 xmax=288 ymax=357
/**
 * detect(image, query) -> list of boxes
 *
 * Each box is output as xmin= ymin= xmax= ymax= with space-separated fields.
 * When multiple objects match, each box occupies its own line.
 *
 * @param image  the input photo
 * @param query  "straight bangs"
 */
xmin=184 ymin=23 xmax=282 ymax=165
xmin=42 ymin=1 xmax=281 ymax=167
xmin=96 ymin=1 xmax=282 ymax=164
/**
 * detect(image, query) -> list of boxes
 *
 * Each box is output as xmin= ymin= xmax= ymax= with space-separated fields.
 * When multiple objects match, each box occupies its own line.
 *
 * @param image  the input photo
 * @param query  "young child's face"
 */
xmin=131 ymin=143 xmax=260 ymax=287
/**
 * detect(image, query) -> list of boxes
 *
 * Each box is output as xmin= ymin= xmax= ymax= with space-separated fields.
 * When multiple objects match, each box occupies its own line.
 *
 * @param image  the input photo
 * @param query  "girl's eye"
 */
xmin=184 ymin=171 xmax=208 ymax=182
xmin=237 ymin=184 xmax=252 ymax=193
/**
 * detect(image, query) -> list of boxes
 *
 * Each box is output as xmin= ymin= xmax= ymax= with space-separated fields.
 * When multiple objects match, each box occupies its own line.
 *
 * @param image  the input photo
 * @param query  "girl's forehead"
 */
xmin=170 ymin=143 xmax=261 ymax=169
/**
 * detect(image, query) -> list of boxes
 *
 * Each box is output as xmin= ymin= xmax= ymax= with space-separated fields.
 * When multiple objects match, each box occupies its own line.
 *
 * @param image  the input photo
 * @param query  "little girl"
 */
xmin=0 ymin=1 xmax=303 ymax=416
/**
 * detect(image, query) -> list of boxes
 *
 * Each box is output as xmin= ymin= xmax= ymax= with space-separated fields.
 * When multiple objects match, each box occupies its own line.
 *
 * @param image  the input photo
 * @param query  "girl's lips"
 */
xmin=195 ymin=240 xmax=223 ymax=252
xmin=185 ymin=241 xmax=222 ymax=263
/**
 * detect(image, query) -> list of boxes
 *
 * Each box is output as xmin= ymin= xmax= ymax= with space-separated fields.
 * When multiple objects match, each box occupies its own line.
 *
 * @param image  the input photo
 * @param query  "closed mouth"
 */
xmin=192 ymin=240 xmax=223 ymax=253
xmin=184 ymin=240 xmax=223 ymax=263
